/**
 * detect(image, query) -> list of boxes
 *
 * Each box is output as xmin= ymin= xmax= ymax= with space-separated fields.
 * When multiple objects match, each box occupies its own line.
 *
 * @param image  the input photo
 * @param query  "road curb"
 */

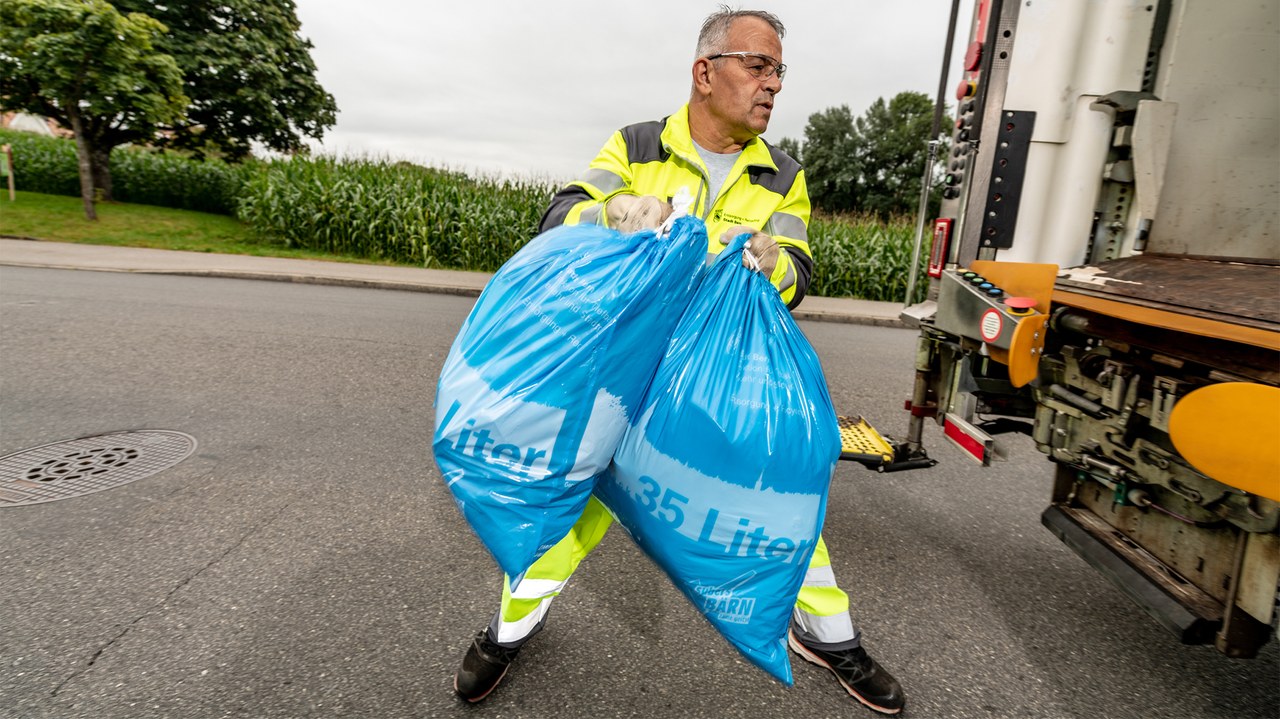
xmin=0 ymin=238 xmax=906 ymax=327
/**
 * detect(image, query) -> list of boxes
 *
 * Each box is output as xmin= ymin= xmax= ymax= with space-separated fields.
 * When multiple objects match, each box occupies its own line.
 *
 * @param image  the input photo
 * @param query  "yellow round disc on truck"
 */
xmin=1168 ymin=382 xmax=1280 ymax=502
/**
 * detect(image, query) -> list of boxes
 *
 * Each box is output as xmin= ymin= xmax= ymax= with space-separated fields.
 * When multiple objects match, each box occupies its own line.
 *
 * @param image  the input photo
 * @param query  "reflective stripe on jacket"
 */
xmin=539 ymin=104 xmax=814 ymax=308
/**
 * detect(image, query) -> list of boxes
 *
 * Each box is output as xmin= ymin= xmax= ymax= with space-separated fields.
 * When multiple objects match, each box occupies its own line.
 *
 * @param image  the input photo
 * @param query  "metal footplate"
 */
xmin=837 ymin=415 xmax=895 ymax=469
xmin=1041 ymin=503 xmax=1222 ymax=646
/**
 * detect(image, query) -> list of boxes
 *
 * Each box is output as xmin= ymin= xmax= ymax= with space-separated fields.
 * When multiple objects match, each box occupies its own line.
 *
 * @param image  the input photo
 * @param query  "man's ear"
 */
xmin=692 ymin=57 xmax=714 ymax=95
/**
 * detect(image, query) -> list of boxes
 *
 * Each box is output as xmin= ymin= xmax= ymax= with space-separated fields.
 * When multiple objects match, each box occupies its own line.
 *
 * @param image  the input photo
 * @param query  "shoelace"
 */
xmin=476 ymin=635 xmax=521 ymax=663
xmin=824 ymin=646 xmax=874 ymax=679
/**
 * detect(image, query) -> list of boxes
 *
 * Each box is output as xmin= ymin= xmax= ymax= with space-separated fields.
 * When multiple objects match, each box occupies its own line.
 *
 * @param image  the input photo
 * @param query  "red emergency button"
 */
xmin=1004 ymin=296 xmax=1037 ymax=315
xmin=964 ymin=41 xmax=984 ymax=71
xmin=956 ymin=79 xmax=977 ymax=101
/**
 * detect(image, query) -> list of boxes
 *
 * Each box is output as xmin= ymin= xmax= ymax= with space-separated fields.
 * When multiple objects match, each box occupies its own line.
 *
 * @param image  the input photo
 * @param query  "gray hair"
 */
xmin=695 ymin=6 xmax=786 ymax=58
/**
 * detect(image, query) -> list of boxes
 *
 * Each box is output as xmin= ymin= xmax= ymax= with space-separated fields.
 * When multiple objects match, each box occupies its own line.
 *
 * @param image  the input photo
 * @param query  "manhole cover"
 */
xmin=0 ymin=431 xmax=197 ymax=507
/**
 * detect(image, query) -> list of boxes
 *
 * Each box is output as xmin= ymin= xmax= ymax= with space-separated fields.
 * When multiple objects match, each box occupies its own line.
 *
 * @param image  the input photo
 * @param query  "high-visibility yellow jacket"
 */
xmin=539 ymin=104 xmax=814 ymax=308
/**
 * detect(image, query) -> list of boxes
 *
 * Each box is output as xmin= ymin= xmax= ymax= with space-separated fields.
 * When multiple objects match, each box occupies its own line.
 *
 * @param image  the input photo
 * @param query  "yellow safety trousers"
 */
xmin=500 ymin=496 xmax=851 ymax=630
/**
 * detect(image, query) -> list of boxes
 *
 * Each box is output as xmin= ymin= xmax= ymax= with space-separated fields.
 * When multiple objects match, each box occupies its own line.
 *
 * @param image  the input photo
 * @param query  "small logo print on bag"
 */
xmin=694 ymin=572 xmax=758 ymax=625
xmin=701 ymin=591 xmax=756 ymax=625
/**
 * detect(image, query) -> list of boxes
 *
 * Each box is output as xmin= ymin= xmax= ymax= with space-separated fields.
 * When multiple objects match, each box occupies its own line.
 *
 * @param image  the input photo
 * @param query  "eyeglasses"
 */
xmin=707 ymin=52 xmax=787 ymax=82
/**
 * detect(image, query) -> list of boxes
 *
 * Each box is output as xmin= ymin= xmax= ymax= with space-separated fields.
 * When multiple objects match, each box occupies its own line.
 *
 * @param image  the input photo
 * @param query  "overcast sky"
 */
xmin=292 ymin=1 xmax=975 ymax=182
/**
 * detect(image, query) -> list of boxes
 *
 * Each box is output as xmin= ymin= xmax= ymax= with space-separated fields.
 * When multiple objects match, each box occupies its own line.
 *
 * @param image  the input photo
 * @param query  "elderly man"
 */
xmin=453 ymin=7 xmax=905 ymax=715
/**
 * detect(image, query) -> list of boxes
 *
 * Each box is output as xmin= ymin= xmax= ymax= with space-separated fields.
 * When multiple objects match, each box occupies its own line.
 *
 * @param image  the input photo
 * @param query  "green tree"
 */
xmin=112 ymin=0 xmax=337 ymax=160
xmin=799 ymin=105 xmax=860 ymax=213
xmin=0 ymin=0 xmax=187 ymax=219
xmin=793 ymin=92 xmax=949 ymax=217
xmin=854 ymin=91 xmax=946 ymax=218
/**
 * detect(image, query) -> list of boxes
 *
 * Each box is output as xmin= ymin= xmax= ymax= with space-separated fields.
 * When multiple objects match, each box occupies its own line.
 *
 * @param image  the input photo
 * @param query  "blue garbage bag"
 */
xmin=595 ymin=233 xmax=841 ymax=684
xmin=433 ymin=216 xmax=707 ymax=579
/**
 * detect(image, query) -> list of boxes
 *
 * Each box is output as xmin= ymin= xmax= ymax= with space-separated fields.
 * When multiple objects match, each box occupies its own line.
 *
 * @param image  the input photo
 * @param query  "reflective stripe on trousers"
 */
xmin=490 ymin=496 xmax=860 ymax=649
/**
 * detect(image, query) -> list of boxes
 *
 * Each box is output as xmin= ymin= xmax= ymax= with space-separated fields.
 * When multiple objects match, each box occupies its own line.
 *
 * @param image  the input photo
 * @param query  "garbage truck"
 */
xmin=844 ymin=0 xmax=1279 ymax=658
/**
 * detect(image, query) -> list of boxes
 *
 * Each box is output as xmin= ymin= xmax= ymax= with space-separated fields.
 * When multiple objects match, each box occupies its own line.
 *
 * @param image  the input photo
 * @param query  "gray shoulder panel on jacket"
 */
xmin=620 ymin=119 xmax=668 ymax=165
xmin=748 ymin=141 xmax=801 ymax=195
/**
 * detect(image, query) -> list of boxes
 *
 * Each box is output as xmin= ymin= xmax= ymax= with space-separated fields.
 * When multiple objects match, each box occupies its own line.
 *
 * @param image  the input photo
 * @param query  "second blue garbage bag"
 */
xmin=433 ymin=215 xmax=707 ymax=579
xmin=596 ymin=233 xmax=842 ymax=685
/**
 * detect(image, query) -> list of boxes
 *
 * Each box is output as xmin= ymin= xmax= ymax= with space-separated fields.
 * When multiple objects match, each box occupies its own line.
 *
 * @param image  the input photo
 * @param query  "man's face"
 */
xmin=706 ymin=17 xmax=783 ymax=143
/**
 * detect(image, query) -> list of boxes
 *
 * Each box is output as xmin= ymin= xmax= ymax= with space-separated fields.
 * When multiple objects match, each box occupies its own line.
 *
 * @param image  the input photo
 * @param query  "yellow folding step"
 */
xmin=837 ymin=415 xmax=895 ymax=469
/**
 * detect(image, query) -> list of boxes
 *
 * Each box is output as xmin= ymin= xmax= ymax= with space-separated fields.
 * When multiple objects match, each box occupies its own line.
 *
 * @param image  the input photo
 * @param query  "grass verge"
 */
xmin=0 ymin=191 xmax=402 ymax=265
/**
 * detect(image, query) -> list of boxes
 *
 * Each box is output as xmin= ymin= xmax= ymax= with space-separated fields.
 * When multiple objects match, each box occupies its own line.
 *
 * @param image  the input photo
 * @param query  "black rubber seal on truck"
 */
xmin=979 ymin=109 xmax=1035 ymax=250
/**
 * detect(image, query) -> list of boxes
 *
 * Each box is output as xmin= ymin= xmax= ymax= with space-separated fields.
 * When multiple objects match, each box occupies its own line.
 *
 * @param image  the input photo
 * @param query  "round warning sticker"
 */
xmin=980 ymin=308 xmax=1003 ymax=342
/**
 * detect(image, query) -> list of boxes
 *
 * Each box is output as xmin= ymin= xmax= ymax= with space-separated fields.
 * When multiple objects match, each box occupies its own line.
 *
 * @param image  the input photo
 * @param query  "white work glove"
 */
xmin=719 ymin=225 xmax=779 ymax=277
xmin=605 ymin=194 xmax=673 ymax=233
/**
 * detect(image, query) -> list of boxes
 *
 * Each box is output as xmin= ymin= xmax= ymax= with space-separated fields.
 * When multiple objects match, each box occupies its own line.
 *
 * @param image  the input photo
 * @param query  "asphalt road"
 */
xmin=1 ymin=267 xmax=1276 ymax=719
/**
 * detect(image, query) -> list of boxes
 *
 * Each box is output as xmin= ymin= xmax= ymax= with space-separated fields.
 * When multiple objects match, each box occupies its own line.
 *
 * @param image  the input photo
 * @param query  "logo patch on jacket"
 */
xmin=713 ymin=209 xmax=760 ymax=226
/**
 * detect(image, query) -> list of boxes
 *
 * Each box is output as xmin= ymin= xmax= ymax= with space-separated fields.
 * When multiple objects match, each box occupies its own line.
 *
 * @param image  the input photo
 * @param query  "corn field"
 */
xmin=1 ymin=128 xmax=926 ymax=302
xmin=809 ymin=213 xmax=928 ymax=304
xmin=236 ymin=156 xmax=551 ymax=270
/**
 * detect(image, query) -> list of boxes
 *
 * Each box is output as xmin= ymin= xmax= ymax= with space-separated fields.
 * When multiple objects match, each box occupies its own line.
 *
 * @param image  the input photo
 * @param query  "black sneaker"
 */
xmin=788 ymin=630 xmax=905 ymax=715
xmin=454 ymin=628 xmax=520 ymax=703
